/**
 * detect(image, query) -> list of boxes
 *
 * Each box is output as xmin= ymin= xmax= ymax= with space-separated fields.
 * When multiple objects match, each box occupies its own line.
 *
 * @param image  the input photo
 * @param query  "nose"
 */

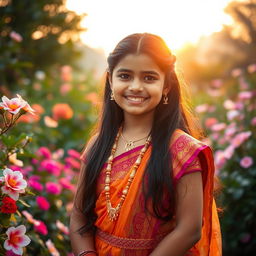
xmin=128 ymin=78 xmax=143 ymax=91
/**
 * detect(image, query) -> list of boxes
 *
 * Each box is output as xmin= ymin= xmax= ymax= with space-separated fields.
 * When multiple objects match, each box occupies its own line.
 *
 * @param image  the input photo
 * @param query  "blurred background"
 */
xmin=0 ymin=0 xmax=255 ymax=255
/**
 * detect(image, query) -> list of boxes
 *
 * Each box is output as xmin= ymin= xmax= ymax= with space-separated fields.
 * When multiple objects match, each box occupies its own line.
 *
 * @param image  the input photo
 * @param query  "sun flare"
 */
xmin=66 ymin=0 xmax=233 ymax=55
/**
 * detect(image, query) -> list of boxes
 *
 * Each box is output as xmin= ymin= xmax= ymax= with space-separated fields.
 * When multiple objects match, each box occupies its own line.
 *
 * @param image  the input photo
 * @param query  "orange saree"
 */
xmin=81 ymin=129 xmax=222 ymax=256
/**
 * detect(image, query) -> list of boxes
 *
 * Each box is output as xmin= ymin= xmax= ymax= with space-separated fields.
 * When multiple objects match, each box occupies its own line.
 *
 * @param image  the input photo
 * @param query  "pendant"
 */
xmin=107 ymin=207 xmax=118 ymax=221
xmin=125 ymin=141 xmax=134 ymax=151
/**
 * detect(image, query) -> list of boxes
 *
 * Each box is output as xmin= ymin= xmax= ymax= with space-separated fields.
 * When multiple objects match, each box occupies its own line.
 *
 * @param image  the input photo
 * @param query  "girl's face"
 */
xmin=110 ymin=54 xmax=167 ymax=118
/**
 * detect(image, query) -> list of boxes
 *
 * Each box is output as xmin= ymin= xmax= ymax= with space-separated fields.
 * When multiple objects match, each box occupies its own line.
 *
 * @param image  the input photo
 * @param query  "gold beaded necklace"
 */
xmin=105 ymin=128 xmax=151 ymax=221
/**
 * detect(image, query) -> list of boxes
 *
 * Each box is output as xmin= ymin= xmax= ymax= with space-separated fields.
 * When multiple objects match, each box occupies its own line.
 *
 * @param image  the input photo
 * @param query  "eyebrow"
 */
xmin=116 ymin=68 xmax=159 ymax=76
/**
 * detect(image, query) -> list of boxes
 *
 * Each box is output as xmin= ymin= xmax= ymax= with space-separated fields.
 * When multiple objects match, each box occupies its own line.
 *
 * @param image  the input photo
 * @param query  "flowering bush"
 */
xmin=195 ymin=64 xmax=256 ymax=255
xmin=0 ymin=95 xmax=34 ymax=255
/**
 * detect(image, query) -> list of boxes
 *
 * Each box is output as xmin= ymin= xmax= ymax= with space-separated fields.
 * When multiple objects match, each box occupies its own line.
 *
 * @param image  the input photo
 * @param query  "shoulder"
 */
xmin=80 ymin=132 xmax=99 ymax=163
xmin=170 ymin=129 xmax=213 ymax=180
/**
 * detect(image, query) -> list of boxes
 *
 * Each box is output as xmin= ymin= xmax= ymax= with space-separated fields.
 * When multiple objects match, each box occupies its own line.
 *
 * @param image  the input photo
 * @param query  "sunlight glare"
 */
xmin=66 ymin=0 xmax=233 ymax=55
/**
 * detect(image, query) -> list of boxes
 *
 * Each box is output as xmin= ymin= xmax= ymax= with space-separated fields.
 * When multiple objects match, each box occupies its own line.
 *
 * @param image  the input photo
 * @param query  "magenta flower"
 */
xmin=46 ymin=182 xmax=62 ymax=195
xmin=65 ymin=157 xmax=80 ymax=169
xmin=34 ymin=220 xmax=48 ymax=235
xmin=37 ymin=147 xmax=51 ymax=159
xmin=231 ymin=131 xmax=252 ymax=148
xmin=67 ymin=149 xmax=81 ymax=159
xmin=41 ymin=159 xmax=62 ymax=176
xmin=4 ymin=225 xmax=30 ymax=255
xmin=0 ymin=168 xmax=27 ymax=200
xmin=36 ymin=196 xmax=50 ymax=211
xmin=240 ymin=156 xmax=253 ymax=168
xmin=59 ymin=177 xmax=75 ymax=191
xmin=28 ymin=177 xmax=43 ymax=192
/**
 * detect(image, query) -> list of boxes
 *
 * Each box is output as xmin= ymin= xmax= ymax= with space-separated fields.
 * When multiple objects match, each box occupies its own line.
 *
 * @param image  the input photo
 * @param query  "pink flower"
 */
xmin=214 ymin=150 xmax=226 ymax=174
xmin=37 ymin=147 xmax=51 ymax=159
xmin=211 ymin=79 xmax=223 ymax=88
xmin=231 ymin=68 xmax=242 ymax=77
xmin=65 ymin=157 xmax=80 ymax=169
xmin=41 ymin=159 xmax=62 ymax=176
xmin=0 ymin=96 xmax=27 ymax=115
xmin=46 ymin=182 xmax=62 ymax=195
xmin=28 ymin=177 xmax=43 ymax=191
xmin=247 ymin=64 xmax=256 ymax=73
xmin=231 ymin=131 xmax=252 ymax=148
xmin=211 ymin=123 xmax=226 ymax=132
xmin=238 ymin=91 xmax=253 ymax=100
xmin=17 ymin=94 xmax=35 ymax=115
xmin=22 ymin=211 xmax=35 ymax=224
xmin=5 ymin=250 xmax=21 ymax=256
xmin=67 ymin=149 xmax=81 ymax=159
xmin=34 ymin=220 xmax=48 ymax=235
xmin=60 ymin=65 xmax=72 ymax=82
xmin=240 ymin=156 xmax=253 ymax=168
xmin=45 ymin=239 xmax=60 ymax=256
xmin=60 ymin=83 xmax=72 ymax=95
xmin=223 ymin=145 xmax=235 ymax=160
xmin=4 ymin=225 xmax=30 ymax=255
xmin=251 ymin=117 xmax=256 ymax=126
xmin=204 ymin=117 xmax=218 ymax=128
xmin=36 ymin=196 xmax=50 ymax=211
xmin=59 ymin=177 xmax=75 ymax=191
xmin=0 ymin=168 xmax=27 ymax=200
xmin=10 ymin=31 xmax=23 ymax=42
xmin=56 ymin=220 xmax=69 ymax=235
xmin=195 ymin=104 xmax=209 ymax=113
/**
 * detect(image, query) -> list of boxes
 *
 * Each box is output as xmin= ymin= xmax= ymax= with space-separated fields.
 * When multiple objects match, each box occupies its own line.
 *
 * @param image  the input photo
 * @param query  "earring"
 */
xmin=163 ymin=93 xmax=168 ymax=104
xmin=110 ymin=92 xmax=114 ymax=101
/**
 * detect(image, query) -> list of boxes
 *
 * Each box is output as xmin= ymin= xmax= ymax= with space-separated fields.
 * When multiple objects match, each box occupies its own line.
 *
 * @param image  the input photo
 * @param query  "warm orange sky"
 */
xmin=66 ymin=0 xmax=233 ymax=55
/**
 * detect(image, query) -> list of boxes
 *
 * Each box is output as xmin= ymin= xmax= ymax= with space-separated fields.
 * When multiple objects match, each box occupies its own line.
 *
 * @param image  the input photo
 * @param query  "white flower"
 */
xmin=0 ymin=168 xmax=27 ymax=200
xmin=4 ymin=225 xmax=30 ymax=255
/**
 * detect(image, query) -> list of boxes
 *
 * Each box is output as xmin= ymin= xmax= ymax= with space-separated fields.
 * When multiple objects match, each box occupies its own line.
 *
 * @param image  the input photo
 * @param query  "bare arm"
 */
xmin=69 ymin=136 xmax=98 ymax=255
xmin=150 ymin=171 xmax=203 ymax=256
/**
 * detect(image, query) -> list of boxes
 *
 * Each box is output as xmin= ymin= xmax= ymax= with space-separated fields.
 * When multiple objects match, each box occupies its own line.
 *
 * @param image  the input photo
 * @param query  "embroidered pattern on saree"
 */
xmin=96 ymin=228 xmax=166 ymax=249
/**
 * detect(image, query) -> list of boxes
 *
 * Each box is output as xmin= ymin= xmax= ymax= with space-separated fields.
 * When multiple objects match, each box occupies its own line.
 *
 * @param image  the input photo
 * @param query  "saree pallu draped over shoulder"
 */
xmin=86 ymin=129 xmax=222 ymax=256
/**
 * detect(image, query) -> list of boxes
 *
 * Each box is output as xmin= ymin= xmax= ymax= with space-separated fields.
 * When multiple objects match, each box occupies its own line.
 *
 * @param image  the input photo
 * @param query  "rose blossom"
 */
xmin=240 ymin=156 xmax=253 ymax=168
xmin=0 ymin=168 xmax=27 ymax=200
xmin=45 ymin=182 xmax=62 ymax=195
xmin=37 ymin=146 xmax=51 ymax=159
xmin=0 ymin=196 xmax=17 ymax=214
xmin=4 ymin=225 xmax=30 ymax=255
xmin=41 ymin=159 xmax=62 ymax=176
xmin=34 ymin=220 xmax=48 ymax=235
xmin=36 ymin=196 xmax=50 ymax=211
xmin=52 ymin=103 xmax=73 ymax=121
xmin=28 ymin=176 xmax=43 ymax=191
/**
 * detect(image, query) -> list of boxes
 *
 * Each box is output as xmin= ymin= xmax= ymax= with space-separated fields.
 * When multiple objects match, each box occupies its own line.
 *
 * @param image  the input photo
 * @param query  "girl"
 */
xmin=69 ymin=33 xmax=222 ymax=256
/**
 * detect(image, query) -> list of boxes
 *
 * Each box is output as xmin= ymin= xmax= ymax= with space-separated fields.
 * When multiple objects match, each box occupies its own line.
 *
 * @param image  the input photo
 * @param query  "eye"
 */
xmin=144 ymin=75 xmax=157 ymax=81
xmin=118 ymin=73 xmax=131 ymax=80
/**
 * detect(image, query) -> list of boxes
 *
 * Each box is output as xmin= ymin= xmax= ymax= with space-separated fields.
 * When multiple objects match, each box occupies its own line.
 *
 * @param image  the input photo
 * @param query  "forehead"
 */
xmin=114 ymin=54 xmax=162 ymax=73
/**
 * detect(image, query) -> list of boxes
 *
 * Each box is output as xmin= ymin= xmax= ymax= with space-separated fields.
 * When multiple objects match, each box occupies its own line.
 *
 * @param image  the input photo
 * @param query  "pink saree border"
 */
xmin=174 ymin=144 xmax=208 ymax=181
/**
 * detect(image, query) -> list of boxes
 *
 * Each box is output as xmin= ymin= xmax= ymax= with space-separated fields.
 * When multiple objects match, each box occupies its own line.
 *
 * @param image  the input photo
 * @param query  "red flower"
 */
xmin=0 ymin=197 xmax=17 ymax=214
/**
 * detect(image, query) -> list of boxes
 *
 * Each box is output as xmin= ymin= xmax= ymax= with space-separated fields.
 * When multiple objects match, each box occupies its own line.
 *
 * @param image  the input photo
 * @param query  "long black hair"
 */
xmin=75 ymin=33 xmax=203 ymax=235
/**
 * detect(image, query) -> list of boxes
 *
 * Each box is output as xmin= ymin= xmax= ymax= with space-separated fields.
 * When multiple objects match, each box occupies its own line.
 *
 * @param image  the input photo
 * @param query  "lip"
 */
xmin=124 ymin=95 xmax=149 ymax=104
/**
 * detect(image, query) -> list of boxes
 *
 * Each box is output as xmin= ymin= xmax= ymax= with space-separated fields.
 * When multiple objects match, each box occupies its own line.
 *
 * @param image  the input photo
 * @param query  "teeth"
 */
xmin=126 ymin=97 xmax=145 ymax=102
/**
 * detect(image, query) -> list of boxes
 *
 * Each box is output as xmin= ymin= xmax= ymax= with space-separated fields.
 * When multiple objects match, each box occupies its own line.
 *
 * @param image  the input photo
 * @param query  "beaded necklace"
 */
xmin=105 ymin=128 xmax=151 ymax=221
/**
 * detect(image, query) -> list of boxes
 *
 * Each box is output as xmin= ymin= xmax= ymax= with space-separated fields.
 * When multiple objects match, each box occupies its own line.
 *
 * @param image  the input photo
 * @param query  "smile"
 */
xmin=125 ymin=96 xmax=148 ymax=103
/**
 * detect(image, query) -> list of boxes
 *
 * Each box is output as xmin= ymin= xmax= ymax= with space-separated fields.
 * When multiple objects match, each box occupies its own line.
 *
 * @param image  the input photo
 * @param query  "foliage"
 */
xmin=0 ymin=0 xmax=85 ymax=90
xmin=195 ymin=64 xmax=256 ymax=255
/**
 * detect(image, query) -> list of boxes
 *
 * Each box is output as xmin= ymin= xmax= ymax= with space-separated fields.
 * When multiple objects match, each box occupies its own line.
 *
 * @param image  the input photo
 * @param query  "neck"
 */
xmin=122 ymin=112 xmax=154 ymax=139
